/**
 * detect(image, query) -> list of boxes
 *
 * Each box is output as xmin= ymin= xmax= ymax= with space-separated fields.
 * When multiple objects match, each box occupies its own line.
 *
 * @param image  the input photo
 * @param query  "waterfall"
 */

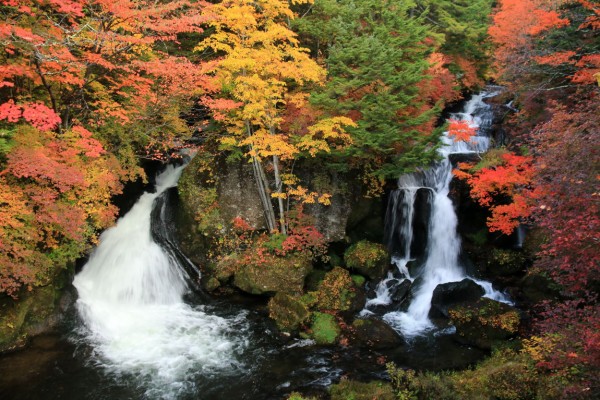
xmin=73 ymin=164 xmax=246 ymax=398
xmin=363 ymin=89 xmax=510 ymax=337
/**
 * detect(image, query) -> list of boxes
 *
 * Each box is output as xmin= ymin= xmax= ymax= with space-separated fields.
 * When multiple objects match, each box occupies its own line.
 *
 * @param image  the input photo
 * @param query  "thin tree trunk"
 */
xmin=272 ymin=154 xmax=287 ymax=235
xmin=246 ymin=120 xmax=277 ymax=232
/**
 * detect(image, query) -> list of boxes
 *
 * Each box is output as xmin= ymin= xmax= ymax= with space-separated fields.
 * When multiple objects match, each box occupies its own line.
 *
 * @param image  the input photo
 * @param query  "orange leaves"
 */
xmin=454 ymin=151 xmax=534 ymax=234
xmin=534 ymin=50 xmax=576 ymax=66
xmin=528 ymin=9 xmax=570 ymax=36
xmin=448 ymin=119 xmax=478 ymax=143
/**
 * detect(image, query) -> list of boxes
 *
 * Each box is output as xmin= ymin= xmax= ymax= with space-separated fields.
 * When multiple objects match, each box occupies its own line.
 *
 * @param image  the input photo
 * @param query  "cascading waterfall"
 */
xmin=73 ymin=164 xmax=246 ymax=398
xmin=363 ymin=89 xmax=509 ymax=337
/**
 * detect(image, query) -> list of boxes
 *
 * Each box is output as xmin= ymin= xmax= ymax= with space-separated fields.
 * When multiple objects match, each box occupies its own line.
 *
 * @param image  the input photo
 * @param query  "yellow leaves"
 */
xmin=522 ymin=334 xmax=560 ymax=363
xmin=299 ymin=116 xmax=355 ymax=156
xmin=286 ymin=185 xmax=332 ymax=205
xmin=242 ymin=128 xmax=298 ymax=160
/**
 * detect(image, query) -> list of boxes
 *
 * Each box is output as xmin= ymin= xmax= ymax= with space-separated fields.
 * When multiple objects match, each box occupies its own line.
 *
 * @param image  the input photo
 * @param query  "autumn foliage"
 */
xmin=0 ymin=0 xmax=210 ymax=297
xmin=488 ymin=0 xmax=600 ymax=396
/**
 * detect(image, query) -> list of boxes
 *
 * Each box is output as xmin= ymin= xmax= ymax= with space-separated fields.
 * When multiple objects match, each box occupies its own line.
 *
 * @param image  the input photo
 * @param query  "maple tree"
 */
xmin=0 ymin=0 xmax=212 ymax=297
xmin=196 ymin=0 xmax=354 ymax=234
xmin=487 ymin=1 xmax=600 ymax=395
xmin=454 ymin=149 xmax=534 ymax=235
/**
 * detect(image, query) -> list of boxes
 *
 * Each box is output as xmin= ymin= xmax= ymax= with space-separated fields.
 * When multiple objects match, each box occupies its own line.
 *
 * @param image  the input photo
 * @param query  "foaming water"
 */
xmin=73 ymin=165 xmax=246 ymax=399
xmin=367 ymin=89 xmax=510 ymax=338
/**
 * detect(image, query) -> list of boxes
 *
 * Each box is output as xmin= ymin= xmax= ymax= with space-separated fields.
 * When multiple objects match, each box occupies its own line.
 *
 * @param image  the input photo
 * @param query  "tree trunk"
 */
xmin=246 ymin=120 xmax=277 ymax=232
xmin=272 ymin=154 xmax=287 ymax=235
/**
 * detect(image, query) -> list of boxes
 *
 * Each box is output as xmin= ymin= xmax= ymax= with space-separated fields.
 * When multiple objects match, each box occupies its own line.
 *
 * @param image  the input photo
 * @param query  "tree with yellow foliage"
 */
xmin=197 ymin=0 xmax=354 ymax=234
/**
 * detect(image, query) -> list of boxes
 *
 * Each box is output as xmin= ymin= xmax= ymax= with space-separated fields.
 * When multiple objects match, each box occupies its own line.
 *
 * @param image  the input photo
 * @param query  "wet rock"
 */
xmin=410 ymin=188 xmax=433 ymax=258
xmin=390 ymin=279 xmax=412 ymax=303
xmin=344 ymin=241 xmax=390 ymax=280
xmin=449 ymin=298 xmax=521 ymax=350
xmin=399 ymin=276 xmax=424 ymax=312
xmin=233 ymin=254 xmax=312 ymax=296
xmin=429 ymin=278 xmax=485 ymax=319
xmin=268 ymin=293 xmax=311 ymax=332
xmin=351 ymin=318 xmax=403 ymax=350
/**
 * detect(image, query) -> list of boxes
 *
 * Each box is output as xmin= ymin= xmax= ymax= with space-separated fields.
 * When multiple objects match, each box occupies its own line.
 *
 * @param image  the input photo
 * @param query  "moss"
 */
xmin=268 ymin=293 xmax=311 ymax=332
xmin=385 ymin=348 xmax=541 ymax=400
xmin=330 ymin=379 xmax=395 ymax=400
xmin=344 ymin=240 xmax=389 ymax=280
xmin=449 ymin=298 xmax=521 ymax=349
xmin=233 ymin=253 xmax=312 ymax=296
xmin=315 ymin=267 xmax=355 ymax=311
xmin=310 ymin=312 xmax=340 ymax=345
xmin=351 ymin=274 xmax=366 ymax=287
xmin=0 ymin=284 xmax=59 ymax=352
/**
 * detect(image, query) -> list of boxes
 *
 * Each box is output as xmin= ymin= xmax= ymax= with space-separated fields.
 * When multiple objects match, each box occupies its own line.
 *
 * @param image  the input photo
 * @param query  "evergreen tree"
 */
xmin=308 ymin=0 xmax=441 ymax=183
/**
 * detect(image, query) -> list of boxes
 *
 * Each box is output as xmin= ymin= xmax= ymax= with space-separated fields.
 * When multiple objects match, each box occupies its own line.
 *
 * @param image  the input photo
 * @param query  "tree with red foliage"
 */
xmin=454 ymin=151 xmax=534 ymax=235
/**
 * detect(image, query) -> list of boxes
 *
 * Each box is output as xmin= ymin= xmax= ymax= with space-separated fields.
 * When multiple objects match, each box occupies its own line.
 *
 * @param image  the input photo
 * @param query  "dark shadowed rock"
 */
xmin=429 ymin=278 xmax=485 ymax=319
xmin=268 ymin=293 xmax=311 ymax=332
xmin=449 ymin=298 xmax=521 ymax=349
xmin=389 ymin=279 xmax=412 ymax=303
xmin=351 ymin=318 xmax=403 ymax=349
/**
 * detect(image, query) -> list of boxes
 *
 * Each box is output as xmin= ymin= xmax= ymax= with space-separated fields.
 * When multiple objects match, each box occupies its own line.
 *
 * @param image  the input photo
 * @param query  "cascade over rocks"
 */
xmin=429 ymin=279 xmax=486 ymax=320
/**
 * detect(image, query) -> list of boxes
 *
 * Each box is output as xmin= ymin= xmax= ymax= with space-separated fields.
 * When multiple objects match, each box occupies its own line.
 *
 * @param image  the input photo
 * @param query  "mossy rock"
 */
xmin=344 ymin=240 xmax=389 ymax=280
xmin=268 ymin=293 xmax=311 ymax=332
xmin=315 ymin=267 xmax=356 ymax=312
xmin=211 ymin=254 xmax=240 ymax=283
xmin=0 ymin=284 xmax=62 ymax=352
xmin=449 ymin=298 xmax=521 ymax=350
xmin=309 ymin=312 xmax=340 ymax=345
xmin=351 ymin=274 xmax=366 ymax=287
xmin=486 ymin=248 xmax=527 ymax=276
xmin=330 ymin=379 xmax=395 ymax=400
xmin=233 ymin=253 xmax=312 ymax=296
xmin=351 ymin=318 xmax=403 ymax=349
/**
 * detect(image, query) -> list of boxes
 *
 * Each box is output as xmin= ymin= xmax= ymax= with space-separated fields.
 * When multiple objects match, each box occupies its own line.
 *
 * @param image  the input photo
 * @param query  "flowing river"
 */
xmin=0 ymin=90 xmax=509 ymax=399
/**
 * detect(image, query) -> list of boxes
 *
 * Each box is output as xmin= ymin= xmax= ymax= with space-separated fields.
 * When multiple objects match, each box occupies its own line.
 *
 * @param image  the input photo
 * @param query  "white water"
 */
xmin=74 ymin=165 xmax=245 ymax=398
xmin=366 ymin=90 xmax=510 ymax=337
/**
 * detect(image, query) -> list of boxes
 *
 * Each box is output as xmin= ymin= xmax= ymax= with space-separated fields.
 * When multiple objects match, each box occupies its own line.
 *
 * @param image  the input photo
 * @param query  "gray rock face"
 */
xmin=216 ymin=158 xmax=266 ymax=230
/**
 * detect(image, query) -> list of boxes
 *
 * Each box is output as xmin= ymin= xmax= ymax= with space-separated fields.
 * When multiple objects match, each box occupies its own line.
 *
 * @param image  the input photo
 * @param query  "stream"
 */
xmin=0 ymin=90 xmax=506 ymax=400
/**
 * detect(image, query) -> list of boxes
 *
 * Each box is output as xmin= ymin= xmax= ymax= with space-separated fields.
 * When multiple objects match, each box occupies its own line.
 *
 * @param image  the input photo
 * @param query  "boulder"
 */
xmin=449 ymin=298 xmax=521 ymax=349
xmin=233 ymin=254 xmax=312 ymax=296
xmin=390 ymin=279 xmax=412 ymax=303
xmin=344 ymin=241 xmax=390 ymax=280
xmin=429 ymin=278 xmax=485 ymax=319
xmin=309 ymin=312 xmax=340 ymax=345
xmin=351 ymin=318 xmax=403 ymax=349
xmin=315 ymin=267 xmax=359 ymax=312
xmin=268 ymin=293 xmax=311 ymax=332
